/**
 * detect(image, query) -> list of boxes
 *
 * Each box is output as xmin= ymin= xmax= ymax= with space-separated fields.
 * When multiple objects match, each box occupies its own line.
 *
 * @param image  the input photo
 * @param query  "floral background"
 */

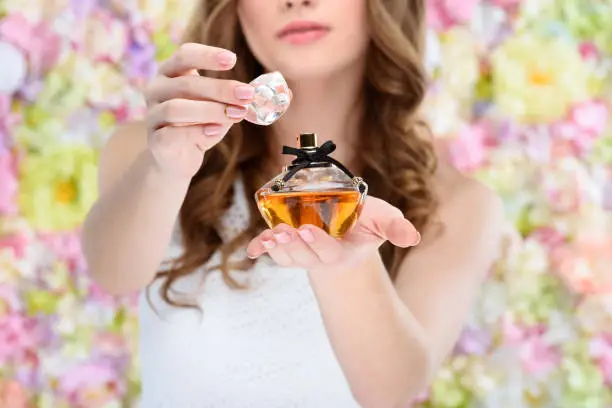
xmin=0 ymin=0 xmax=611 ymax=407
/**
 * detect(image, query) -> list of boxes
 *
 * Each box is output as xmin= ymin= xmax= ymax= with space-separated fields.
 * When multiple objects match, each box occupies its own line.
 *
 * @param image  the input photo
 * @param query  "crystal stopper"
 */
xmin=245 ymin=71 xmax=291 ymax=126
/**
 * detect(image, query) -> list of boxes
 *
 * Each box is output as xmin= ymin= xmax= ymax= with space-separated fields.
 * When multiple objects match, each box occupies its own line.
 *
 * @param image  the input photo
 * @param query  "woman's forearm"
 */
xmin=81 ymin=149 xmax=190 ymax=295
xmin=307 ymin=254 xmax=431 ymax=408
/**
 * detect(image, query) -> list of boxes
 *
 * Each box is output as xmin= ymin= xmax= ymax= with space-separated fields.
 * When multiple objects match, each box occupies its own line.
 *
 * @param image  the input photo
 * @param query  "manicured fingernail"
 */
xmin=273 ymin=232 xmax=291 ymax=244
xmin=262 ymin=239 xmax=275 ymax=249
xmin=247 ymin=253 xmax=258 ymax=259
xmin=217 ymin=51 xmax=236 ymax=67
xmin=204 ymin=125 xmax=222 ymax=136
xmin=298 ymin=228 xmax=314 ymax=243
xmin=412 ymin=231 xmax=421 ymax=246
xmin=234 ymin=85 xmax=254 ymax=100
xmin=225 ymin=105 xmax=247 ymax=119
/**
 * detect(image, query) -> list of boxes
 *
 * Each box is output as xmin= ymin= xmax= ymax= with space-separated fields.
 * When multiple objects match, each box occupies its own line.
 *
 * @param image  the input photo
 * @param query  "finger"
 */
xmin=146 ymin=99 xmax=246 ymax=132
xmin=271 ymin=224 xmax=322 ymax=267
xmin=150 ymin=124 xmax=230 ymax=153
xmin=361 ymin=197 xmax=420 ymax=247
xmin=385 ymin=218 xmax=421 ymax=248
xmin=158 ymin=43 xmax=236 ymax=77
xmin=145 ymin=76 xmax=255 ymax=105
xmin=256 ymin=229 xmax=294 ymax=267
xmin=296 ymin=225 xmax=344 ymax=265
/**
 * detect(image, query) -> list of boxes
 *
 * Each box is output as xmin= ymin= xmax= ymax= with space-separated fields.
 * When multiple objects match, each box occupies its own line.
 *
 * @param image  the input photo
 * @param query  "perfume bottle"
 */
xmin=255 ymin=133 xmax=368 ymax=238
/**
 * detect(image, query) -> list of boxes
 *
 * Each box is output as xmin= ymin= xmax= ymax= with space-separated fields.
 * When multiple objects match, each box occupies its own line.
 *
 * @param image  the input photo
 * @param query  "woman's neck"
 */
xmin=268 ymin=65 xmax=365 ymax=168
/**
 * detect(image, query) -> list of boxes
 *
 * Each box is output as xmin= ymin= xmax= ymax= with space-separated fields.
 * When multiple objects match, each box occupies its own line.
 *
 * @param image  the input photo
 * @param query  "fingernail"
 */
xmin=247 ymin=253 xmax=258 ymax=259
xmin=225 ymin=105 xmax=247 ymax=119
xmin=412 ymin=231 xmax=421 ymax=246
xmin=217 ymin=51 xmax=236 ymax=67
xmin=204 ymin=125 xmax=222 ymax=136
xmin=234 ymin=85 xmax=254 ymax=100
xmin=298 ymin=228 xmax=314 ymax=243
xmin=273 ymin=232 xmax=291 ymax=244
xmin=262 ymin=239 xmax=275 ymax=249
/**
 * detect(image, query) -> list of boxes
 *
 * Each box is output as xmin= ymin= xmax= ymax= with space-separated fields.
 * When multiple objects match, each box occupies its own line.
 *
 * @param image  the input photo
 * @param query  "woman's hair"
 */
xmin=154 ymin=0 xmax=438 ymax=308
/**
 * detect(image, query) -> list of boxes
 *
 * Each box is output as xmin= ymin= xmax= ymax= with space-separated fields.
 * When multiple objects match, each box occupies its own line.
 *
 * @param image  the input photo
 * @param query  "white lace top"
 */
xmin=138 ymin=178 xmax=360 ymax=407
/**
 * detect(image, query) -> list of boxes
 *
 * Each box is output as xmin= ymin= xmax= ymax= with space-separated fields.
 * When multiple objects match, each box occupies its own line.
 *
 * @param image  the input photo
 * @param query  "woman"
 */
xmin=81 ymin=0 xmax=504 ymax=406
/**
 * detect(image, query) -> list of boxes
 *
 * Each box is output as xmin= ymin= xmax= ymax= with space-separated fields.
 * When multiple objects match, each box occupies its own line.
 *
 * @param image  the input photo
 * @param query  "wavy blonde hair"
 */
xmin=154 ymin=0 xmax=438 ymax=308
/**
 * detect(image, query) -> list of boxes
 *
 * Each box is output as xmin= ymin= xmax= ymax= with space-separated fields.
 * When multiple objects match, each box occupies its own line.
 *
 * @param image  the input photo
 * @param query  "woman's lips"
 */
xmin=277 ymin=21 xmax=331 ymax=45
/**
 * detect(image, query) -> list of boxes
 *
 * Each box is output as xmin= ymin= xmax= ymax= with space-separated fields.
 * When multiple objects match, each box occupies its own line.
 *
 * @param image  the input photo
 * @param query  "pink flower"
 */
xmin=0 ymin=232 xmax=29 ymax=259
xmin=501 ymin=318 xmax=561 ymax=376
xmin=59 ymin=362 xmax=123 ymax=407
xmin=519 ymin=335 xmax=561 ymax=376
xmin=589 ymin=335 xmax=612 ymax=385
xmin=0 ymin=148 xmax=18 ymax=215
xmin=568 ymin=101 xmax=608 ymax=137
xmin=579 ymin=41 xmax=601 ymax=61
xmin=529 ymin=227 xmax=567 ymax=253
xmin=0 ymin=380 xmax=30 ymax=408
xmin=447 ymin=124 xmax=487 ymax=171
xmin=552 ymin=237 xmax=612 ymax=295
xmin=38 ymin=232 xmax=86 ymax=272
xmin=427 ymin=0 xmax=480 ymax=30
xmin=0 ymin=314 xmax=41 ymax=365
xmin=552 ymin=100 xmax=609 ymax=156
xmin=0 ymin=284 xmax=21 ymax=315
xmin=490 ymin=0 xmax=522 ymax=9
xmin=0 ymin=13 xmax=62 ymax=76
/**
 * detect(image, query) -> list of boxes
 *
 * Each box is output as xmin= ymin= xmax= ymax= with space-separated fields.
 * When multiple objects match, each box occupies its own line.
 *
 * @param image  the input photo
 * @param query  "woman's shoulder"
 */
xmin=432 ymin=159 xmax=504 ymax=236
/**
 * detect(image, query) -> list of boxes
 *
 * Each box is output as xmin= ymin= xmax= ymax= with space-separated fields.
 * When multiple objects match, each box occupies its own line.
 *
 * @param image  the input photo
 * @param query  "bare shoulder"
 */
xmin=430 ymin=161 xmax=505 ymax=251
xmin=98 ymin=121 xmax=148 ymax=193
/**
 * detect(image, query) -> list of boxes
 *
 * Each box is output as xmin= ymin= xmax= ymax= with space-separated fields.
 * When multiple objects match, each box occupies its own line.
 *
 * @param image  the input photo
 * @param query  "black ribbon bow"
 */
xmin=278 ymin=140 xmax=356 ymax=185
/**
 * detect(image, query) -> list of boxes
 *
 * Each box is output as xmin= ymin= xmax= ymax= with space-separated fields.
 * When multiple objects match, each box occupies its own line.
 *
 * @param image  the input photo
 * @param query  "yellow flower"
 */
xmin=18 ymin=146 xmax=98 ymax=231
xmin=491 ymin=33 xmax=593 ymax=122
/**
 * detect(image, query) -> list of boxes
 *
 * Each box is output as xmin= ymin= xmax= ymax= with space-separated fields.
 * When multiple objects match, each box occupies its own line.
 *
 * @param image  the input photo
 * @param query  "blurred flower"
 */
xmin=491 ymin=33 xmax=593 ymax=122
xmin=78 ymin=11 xmax=128 ymax=64
xmin=0 ymin=313 xmax=41 ymax=365
xmin=0 ymin=147 xmax=19 ymax=215
xmin=438 ymin=27 xmax=480 ymax=100
xmin=490 ymin=0 xmax=522 ymax=9
xmin=454 ymin=326 xmax=492 ymax=355
xmin=427 ymin=0 xmax=480 ymax=31
xmin=0 ymin=95 xmax=21 ymax=144
xmin=552 ymin=235 xmax=612 ymax=294
xmin=86 ymin=62 xmax=131 ymax=108
xmin=17 ymin=146 xmax=98 ymax=231
xmin=560 ymin=342 xmax=609 ymax=408
xmin=58 ymin=362 xmax=123 ymax=408
xmin=0 ymin=284 xmax=22 ymax=316
xmin=589 ymin=335 xmax=612 ymax=385
xmin=422 ymin=84 xmax=466 ymax=137
xmin=0 ymin=380 xmax=30 ymax=408
xmin=446 ymin=123 xmax=487 ymax=171
xmin=0 ymin=13 xmax=62 ymax=77
xmin=0 ymin=41 xmax=28 ymax=94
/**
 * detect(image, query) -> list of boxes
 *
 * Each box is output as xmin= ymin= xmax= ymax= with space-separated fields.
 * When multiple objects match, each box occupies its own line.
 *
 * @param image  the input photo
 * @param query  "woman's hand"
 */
xmin=247 ymin=197 xmax=421 ymax=272
xmin=143 ymin=43 xmax=255 ymax=179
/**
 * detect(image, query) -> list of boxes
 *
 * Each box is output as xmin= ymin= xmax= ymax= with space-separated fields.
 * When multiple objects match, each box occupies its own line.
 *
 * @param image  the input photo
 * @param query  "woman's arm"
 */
xmin=306 ymin=179 xmax=504 ymax=408
xmin=81 ymin=124 xmax=191 ymax=295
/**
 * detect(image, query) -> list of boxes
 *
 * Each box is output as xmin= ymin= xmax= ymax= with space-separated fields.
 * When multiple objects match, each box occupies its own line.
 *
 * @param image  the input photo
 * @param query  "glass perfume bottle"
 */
xmin=255 ymin=133 xmax=368 ymax=238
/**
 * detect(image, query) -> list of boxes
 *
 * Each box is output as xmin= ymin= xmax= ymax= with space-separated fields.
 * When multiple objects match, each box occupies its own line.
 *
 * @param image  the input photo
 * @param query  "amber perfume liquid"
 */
xmin=256 ymin=190 xmax=361 ymax=238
